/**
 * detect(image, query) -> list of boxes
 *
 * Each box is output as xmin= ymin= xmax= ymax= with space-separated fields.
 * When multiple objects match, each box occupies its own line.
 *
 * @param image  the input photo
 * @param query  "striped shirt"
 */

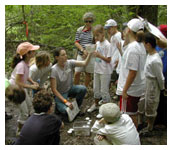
xmin=75 ymin=26 xmax=93 ymax=55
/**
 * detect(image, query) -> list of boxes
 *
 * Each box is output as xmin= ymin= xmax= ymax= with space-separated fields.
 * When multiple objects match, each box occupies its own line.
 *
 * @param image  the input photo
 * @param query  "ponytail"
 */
xmin=136 ymin=30 xmax=144 ymax=43
xmin=11 ymin=54 xmax=25 ymax=69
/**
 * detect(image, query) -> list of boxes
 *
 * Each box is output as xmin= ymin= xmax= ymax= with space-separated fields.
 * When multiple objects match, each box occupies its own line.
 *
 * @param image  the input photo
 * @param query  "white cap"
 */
xmin=99 ymin=103 xmax=121 ymax=123
xmin=127 ymin=18 xmax=144 ymax=32
xmin=104 ymin=19 xmax=117 ymax=29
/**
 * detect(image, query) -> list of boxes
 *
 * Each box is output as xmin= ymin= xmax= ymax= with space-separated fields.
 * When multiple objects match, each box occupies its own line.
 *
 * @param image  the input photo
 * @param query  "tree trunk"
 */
xmin=137 ymin=5 xmax=158 ymax=26
xmin=127 ymin=5 xmax=158 ymax=26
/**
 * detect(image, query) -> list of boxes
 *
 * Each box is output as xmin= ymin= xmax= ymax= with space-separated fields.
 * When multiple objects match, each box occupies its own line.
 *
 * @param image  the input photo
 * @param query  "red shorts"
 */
xmin=120 ymin=95 xmax=140 ymax=114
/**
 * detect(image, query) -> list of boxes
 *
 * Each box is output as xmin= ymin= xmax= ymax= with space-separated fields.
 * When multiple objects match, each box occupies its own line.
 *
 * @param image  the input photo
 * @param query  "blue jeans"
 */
xmin=54 ymin=85 xmax=87 ymax=114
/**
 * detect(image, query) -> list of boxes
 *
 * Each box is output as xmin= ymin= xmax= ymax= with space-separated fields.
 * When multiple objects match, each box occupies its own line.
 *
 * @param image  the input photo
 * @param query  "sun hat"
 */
xmin=99 ymin=103 xmax=121 ymax=123
xmin=127 ymin=18 xmax=144 ymax=32
xmin=104 ymin=19 xmax=117 ymax=29
xmin=17 ymin=42 xmax=40 ymax=58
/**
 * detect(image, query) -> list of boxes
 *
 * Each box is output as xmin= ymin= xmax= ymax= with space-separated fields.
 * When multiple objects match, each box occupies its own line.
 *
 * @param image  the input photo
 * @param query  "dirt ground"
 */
xmin=5 ymin=80 xmax=167 ymax=145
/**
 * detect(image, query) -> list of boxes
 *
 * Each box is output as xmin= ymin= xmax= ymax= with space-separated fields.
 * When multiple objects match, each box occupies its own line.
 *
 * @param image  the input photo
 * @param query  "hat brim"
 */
xmin=104 ymin=26 xmax=111 ymax=29
xmin=30 ymin=45 xmax=40 ymax=51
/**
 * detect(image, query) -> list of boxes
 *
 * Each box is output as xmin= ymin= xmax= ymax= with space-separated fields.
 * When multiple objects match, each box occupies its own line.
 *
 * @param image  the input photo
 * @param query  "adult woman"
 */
xmin=74 ymin=12 xmax=95 ymax=88
xmin=50 ymin=47 xmax=92 ymax=117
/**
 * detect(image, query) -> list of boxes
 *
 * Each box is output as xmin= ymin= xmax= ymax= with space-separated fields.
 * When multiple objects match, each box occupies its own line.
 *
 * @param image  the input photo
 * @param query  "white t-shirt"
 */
xmin=116 ymin=41 xmax=147 ymax=97
xmin=91 ymin=114 xmax=140 ymax=145
xmin=144 ymin=53 xmax=164 ymax=90
xmin=94 ymin=39 xmax=113 ymax=74
xmin=110 ymin=32 xmax=122 ymax=73
xmin=29 ymin=63 xmax=52 ymax=87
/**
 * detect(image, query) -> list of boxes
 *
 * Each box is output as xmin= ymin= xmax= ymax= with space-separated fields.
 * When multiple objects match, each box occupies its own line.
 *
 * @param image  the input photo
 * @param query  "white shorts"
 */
xmin=75 ymin=54 xmax=95 ymax=73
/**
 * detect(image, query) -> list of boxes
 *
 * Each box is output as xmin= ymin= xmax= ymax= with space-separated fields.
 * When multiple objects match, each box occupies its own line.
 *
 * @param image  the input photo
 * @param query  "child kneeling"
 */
xmin=91 ymin=103 xmax=140 ymax=145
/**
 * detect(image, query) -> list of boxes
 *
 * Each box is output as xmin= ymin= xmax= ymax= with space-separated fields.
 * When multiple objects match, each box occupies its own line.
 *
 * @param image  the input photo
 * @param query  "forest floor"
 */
xmin=5 ymin=77 xmax=167 ymax=145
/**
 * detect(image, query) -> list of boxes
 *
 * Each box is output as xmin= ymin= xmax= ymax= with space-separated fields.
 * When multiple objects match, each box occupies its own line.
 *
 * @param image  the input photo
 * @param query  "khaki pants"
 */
xmin=138 ymin=77 xmax=160 ymax=118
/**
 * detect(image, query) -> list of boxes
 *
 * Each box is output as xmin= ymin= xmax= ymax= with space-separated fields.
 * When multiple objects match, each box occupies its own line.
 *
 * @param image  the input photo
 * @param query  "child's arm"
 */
xmin=27 ymin=77 xmax=39 ymax=86
xmin=91 ymin=120 xmax=104 ymax=133
xmin=94 ymin=51 xmax=111 ymax=63
xmin=122 ymin=70 xmax=137 ymax=100
xmin=15 ymin=74 xmax=39 ymax=90
xmin=152 ymin=62 xmax=165 ymax=90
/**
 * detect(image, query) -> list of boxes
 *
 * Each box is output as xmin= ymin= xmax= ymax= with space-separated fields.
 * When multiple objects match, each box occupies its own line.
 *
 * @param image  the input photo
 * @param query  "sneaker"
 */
xmin=139 ymin=127 xmax=153 ymax=137
xmin=87 ymin=103 xmax=98 ymax=113
xmin=137 ymin=123 xmax=147 ymax=132
xmin=113 ymin=95 xmax=118 ymax=101
xmin=98 ymin=100 xmax=104 ymax=105
xmin=96 ymin=113 xmax=103 ymax=119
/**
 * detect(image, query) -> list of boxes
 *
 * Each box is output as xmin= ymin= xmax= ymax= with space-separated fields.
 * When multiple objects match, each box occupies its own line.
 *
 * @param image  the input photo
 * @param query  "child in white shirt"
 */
xmin=91 ymin=103 xmax=140 ymax=145
xmin=116 ymin=18 xmax=147 ymax=127
xmin=29 ymin=51 xmax=52 ymax=94
xmin=87 ymin=25 xmax=112 ymax=115
xmin=138 ymin=32 xmax=164 ymax=134
xmin=104 ymin=19 xmax=122 ymax=74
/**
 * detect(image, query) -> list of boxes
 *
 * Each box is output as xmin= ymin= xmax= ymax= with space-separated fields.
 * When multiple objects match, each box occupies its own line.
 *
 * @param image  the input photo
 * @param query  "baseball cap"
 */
xmin=127 ymin=18 xmax=144 ymax=32
xmin=104 ymin=19 xmax=117 ymax=29
xmin=99 ymin=103 xmax=121 ymax=123
xmin=17 ymin=42 xmax=40 ymax=58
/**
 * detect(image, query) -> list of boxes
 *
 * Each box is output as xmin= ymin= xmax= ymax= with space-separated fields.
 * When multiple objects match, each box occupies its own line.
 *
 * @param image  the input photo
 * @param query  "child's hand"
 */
xmin=31 ymin=84 xmax=39 ymax=90
xmin=33 ymin=81 xmax=39 ymax=86
xmin=99 ymin=118 xmax=106 ymax=124
xmin=93 ymin=51 xmax=101 ymax=58
xmin=96 ymin=134 xmax=106 ymax=141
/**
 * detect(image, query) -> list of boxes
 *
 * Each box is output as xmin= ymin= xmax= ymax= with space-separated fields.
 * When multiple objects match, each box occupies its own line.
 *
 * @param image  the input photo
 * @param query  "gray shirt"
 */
xmin=51 ymin=60 xmax=76 ymax=94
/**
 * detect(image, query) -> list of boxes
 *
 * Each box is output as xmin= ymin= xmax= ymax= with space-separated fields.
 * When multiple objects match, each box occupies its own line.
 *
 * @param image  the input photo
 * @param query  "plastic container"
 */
xmin=73 ymin=121 xmax=91 ymax=136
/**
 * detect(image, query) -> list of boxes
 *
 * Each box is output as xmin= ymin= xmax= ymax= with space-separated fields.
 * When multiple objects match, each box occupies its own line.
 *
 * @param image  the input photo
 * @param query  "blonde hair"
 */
xmin=35 ymin=51 xmax=51 ymax=69
xmin=93 ymin=24 xmax=105 ymax=35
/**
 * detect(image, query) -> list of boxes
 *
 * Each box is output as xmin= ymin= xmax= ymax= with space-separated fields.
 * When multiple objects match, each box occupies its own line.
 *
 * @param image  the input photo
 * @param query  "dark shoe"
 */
xmin=139 ymin=127 xmax=153 ymax=137
xmin=137 ymin=123 xmax=147 ymax=132
xmin=78 ymin=111 xmax=85 ymax=117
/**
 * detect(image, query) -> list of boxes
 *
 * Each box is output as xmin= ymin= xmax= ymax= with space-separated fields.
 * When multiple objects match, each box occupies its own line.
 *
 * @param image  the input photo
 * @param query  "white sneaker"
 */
xmin=87 ymin=103 xmax=98 ymax=113
xmin=96 ymin=113 xmax=103 ymax=119
xmin=98 ymin=100 xmax=104 ymax=105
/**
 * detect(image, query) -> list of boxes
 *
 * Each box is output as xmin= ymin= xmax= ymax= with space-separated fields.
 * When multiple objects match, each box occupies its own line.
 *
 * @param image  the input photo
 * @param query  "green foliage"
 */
xmin=5 ymin=5 xmax=167 ymax=74
xmin=158 ymin=5 xmax=167 ymax=25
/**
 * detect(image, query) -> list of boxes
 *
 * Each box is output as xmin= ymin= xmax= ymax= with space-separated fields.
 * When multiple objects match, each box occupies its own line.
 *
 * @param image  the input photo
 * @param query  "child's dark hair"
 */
xmin=52 ymin=47 xmax=65 ymax=65
xmin=33 ymin=90 xmax=53 ymax=113
xmin=11 ymin=51 xmax=32 ymax=69
xmin=5 ymin=85 xmax=26 ymax=104
xmin=144 ymin=32 xmax=156 ymax=48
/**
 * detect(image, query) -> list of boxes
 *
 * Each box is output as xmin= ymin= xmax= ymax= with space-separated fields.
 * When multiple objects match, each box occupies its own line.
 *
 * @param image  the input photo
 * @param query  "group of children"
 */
xmin=5 ymin=16 xmax=167 ymax=145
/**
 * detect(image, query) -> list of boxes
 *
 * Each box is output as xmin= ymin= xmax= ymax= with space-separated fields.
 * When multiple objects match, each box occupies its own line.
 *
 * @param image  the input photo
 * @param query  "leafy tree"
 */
xmin=5 ymin=5 xmax=167 ymax=74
